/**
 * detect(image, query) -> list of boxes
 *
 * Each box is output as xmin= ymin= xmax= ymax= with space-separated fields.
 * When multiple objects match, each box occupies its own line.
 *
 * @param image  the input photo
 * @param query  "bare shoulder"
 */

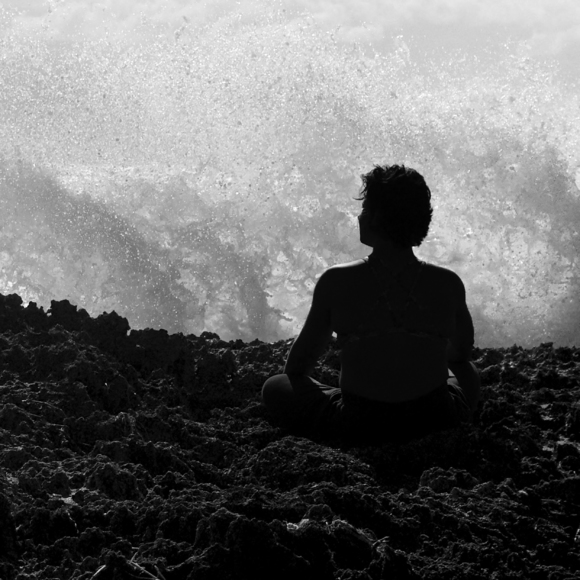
xmin=319 ymin=259 xmax=367 ymax=279
xmin=314 ymin=259 xmax=367 ymax=296
xmin=421 ymin=262 xmax=466 ymax=298
xmin=328 ymin=258 xmax=368 ymax=271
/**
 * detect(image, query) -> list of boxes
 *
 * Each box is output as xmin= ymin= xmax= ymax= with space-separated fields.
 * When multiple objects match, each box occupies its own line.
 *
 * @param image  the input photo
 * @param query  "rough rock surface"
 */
xmin=0 ymin=293 xmax=579 ymax=579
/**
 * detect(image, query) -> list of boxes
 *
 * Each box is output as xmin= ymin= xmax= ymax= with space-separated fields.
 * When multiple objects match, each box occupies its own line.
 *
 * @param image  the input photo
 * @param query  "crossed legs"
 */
xmin=262 ymin=362 xmax=481 ymax=435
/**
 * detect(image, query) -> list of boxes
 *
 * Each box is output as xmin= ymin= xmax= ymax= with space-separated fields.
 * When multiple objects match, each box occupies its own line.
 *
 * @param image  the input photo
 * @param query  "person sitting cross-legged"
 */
xmin=262 ymin=164 xmax=481 ymax=444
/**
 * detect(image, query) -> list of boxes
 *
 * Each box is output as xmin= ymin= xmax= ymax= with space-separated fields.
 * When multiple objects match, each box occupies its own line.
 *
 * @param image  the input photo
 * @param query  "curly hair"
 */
xmin=356 ymin=164 xmax=433 ymax=248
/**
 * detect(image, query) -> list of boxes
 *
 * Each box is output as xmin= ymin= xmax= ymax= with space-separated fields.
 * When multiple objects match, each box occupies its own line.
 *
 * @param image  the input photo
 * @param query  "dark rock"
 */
xmin=0 ymin=492 xmax=19 ymax=564
xmin=0 ymin=292 xmax=579 ymax=579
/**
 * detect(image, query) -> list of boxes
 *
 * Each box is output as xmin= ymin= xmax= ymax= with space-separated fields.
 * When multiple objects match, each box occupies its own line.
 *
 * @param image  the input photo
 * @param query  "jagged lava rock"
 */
xmin=0 ymin=294 xmax=578 ymax=579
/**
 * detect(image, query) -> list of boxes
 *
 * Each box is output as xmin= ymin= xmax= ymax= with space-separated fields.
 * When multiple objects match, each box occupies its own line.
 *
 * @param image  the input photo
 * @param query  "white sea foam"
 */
xmin=0 ymin=10 xmax=579 ymax=345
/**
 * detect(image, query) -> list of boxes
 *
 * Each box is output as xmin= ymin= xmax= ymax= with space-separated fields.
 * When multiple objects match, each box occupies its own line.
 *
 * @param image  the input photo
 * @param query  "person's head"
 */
xmin=356 ymin=164 xmax=433 ymax=248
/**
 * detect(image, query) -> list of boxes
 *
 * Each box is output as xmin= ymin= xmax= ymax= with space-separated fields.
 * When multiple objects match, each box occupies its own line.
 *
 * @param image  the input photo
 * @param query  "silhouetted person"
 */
xmin=262 ymin=164 xmax=480 ymax=444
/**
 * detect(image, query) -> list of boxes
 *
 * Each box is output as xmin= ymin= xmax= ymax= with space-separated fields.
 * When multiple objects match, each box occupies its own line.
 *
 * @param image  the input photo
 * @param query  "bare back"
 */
xmin=323 ymin=256 xmax=472 ymax=402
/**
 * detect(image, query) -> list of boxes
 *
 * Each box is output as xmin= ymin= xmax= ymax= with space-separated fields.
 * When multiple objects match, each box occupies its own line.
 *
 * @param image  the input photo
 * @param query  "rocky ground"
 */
xmin=0 ymin=293 xmax=579 ymax=579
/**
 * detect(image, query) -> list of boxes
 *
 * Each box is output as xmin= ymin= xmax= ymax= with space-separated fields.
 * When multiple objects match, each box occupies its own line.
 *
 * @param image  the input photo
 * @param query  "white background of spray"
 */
xmin=1 ymin=0 xmax=579 ymax=82
xmin=1 ymin=0 xmax=579 ymax=345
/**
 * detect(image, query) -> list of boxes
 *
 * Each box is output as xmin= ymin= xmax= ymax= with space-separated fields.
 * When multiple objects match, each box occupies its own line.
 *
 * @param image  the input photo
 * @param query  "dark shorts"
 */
xmin=284 ymin=378 xmax=472 ymax=444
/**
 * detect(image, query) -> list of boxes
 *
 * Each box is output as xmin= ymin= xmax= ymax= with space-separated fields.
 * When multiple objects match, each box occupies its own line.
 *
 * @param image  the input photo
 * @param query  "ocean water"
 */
xmin=1 ymin=10 xmax=579 ymax=346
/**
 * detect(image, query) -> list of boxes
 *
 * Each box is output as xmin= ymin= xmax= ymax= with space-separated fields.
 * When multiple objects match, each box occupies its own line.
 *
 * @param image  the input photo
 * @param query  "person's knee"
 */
xmin=261 ymin=374 xmax=289 ymax=407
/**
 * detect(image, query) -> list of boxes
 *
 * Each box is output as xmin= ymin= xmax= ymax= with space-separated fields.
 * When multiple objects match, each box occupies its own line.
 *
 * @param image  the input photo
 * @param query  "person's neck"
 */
xmin=368 ymin=240 xmax=417 ymax=266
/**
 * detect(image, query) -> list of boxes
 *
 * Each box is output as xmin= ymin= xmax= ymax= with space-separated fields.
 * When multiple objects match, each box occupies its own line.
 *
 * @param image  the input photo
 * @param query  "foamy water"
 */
xmin=1 ymin=10 xmax=579 ymax=345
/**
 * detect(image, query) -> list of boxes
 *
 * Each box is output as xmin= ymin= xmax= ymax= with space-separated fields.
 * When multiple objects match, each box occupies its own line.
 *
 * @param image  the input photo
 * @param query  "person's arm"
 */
xmin=447 ymin=275 xmax=474 ymax=364
xmin=446 ymin=273 xmax=481 ymax=411
xmin=284 ymin=270 xmax=334 ymax=376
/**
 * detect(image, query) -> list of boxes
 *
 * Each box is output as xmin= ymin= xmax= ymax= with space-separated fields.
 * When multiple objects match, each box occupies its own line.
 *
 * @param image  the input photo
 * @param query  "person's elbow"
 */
xmin=447 ymin=339 xmax=472 ymax=363
xmin=284 ymin=358 xmax=313 ymax=376
xmin=283 ymin=338 xmax=317 ymax=376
